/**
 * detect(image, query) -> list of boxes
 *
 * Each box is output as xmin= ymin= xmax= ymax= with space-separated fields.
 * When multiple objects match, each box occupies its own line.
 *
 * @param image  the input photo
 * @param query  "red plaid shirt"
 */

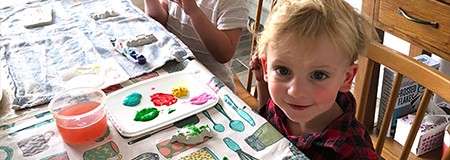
xmin=259 ymin=92 xmax=379 ymax=160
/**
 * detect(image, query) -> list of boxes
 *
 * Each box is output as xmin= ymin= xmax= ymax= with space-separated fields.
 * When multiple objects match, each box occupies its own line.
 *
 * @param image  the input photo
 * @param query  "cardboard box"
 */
xmin=394 ymin=114 xmax=450 ymax=156
xmin=377 ymin=55 xmax=440 ymax=137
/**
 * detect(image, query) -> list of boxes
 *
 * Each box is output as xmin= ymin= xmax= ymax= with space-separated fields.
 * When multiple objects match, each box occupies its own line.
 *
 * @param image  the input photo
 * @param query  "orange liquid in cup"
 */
xmin=55 ymin=101 xmax=107 ymax=145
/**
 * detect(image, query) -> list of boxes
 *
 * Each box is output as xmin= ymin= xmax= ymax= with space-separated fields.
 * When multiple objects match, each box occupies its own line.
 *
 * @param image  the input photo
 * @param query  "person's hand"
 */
xmin=175 ymin=0 xmax=201 ymax=16
xmin=250 ymin=53 xmax=264 ymax=81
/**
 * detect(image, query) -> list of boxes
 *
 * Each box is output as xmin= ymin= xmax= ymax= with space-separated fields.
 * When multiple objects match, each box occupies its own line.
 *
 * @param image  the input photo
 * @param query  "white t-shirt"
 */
xmin=166 ymin=0 xmax=248 ymax=91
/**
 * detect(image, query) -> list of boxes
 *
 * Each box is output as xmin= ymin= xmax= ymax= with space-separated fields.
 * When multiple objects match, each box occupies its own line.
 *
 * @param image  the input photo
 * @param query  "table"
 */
xmin=0 ymin=60 xmax=308 ymax=160
xmin=0 ymin=0 xmax=308 ymax=159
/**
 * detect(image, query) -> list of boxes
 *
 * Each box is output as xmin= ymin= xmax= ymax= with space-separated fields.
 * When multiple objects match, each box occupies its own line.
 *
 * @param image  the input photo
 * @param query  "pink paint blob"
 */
xmin=190 ymin=93 xmax=214 ymax=105
xmin=150 ymin=93 xmax=177 ymax=106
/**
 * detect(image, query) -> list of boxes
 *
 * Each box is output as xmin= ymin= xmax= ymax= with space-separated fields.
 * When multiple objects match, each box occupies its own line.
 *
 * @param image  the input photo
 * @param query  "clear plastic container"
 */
xmin=49 ymin=87 xmax=107 ymax=145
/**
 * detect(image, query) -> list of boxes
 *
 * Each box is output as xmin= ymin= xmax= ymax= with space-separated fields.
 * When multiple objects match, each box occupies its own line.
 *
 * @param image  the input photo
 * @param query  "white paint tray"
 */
xmin=105 ymin=72 xmax=218 ymax=137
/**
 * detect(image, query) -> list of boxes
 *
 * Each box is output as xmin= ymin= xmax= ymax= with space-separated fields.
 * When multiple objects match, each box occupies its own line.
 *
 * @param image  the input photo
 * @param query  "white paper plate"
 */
xmin=105 ymin=71 xmax=218 ymax=137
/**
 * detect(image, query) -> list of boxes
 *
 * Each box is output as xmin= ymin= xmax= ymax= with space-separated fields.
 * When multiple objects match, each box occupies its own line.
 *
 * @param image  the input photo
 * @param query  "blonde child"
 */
xmin=251 ymin=0 xmax=379 ymax=159
xmin=144 ymin=0 xmax=248 ymax=91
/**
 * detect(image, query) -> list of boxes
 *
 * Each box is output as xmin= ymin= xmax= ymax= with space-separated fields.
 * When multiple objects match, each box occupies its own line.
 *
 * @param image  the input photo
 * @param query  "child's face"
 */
xmin=263 ymin=34 xmax=357 ymax=123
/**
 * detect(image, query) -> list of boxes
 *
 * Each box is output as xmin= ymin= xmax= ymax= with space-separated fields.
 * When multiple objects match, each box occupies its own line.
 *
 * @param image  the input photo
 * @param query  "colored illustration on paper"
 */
xmin=223 ymin=94 xmax=255 ymax=127
xmin=223 ymin=137 xmax=258 ymax=160
xmin=32 ymin=119 xmax=55 ymax=130
xmin=131 ymin=152 xmax=160 ymax=160
xmin=34 ymin=111 xmax=52 ymax=118
xmin=0 ymin=124 xmax=14 ymax=131
xmin=156 ymin=138 xmax=207 ymax=159
xmin=83 ymin=141 xmax=122 ymax=160
xmin=202 ymin=110 xmax=225 ymax=132
xmin=214 ymin=104 xmax=245 ymax=132
xmin=40 ymin=152 xmax=69 ymax=160
xmin=0 ymin=146 xmax=13 ymax=160
xmin=245 ymin=122 xmax=283 ymax=151
xmin=9 ymin=118 xmax=54 ymax=136
xmin=208 ymin=77 xmax=225 ymax=92
xmin=180 ymin=147 xmax=219 ymax=160
xmin=17 ymin=131 xmax=55 ymax=157
xmin=282 ymin=143 xmax=309 ymax=160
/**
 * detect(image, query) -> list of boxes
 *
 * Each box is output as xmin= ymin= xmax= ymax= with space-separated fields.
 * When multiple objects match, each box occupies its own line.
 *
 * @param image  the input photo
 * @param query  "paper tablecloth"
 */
xmin=0 ymin=60 xmax=309 ymax=160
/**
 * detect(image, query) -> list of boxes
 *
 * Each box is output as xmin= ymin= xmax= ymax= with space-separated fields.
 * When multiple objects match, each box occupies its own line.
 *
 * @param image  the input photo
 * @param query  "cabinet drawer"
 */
xmin=378 ymin=0 xmax=450 ymax=55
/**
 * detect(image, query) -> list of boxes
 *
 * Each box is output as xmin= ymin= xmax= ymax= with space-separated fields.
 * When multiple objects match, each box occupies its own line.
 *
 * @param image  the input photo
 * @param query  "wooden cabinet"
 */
xmin=355 ymin=0 xmax=450 ymax=159
xmin=377 ymin=0 xmax=450 ymax=60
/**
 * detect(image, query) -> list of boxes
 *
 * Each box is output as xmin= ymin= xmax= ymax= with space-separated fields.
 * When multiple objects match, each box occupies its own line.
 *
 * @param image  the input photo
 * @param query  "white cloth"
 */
xmin=166 ymin=0 xmax=249 ymax=91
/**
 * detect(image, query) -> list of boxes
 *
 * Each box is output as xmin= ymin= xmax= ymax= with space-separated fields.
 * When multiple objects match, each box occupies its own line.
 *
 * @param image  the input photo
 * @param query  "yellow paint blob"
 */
xmin=172 ymin=86 xmax=189 ymax=98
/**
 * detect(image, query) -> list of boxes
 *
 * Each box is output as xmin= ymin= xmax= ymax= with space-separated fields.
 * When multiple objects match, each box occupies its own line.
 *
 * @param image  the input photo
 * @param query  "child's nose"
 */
xmin=287 ymin=78 xmax=309 ymax=98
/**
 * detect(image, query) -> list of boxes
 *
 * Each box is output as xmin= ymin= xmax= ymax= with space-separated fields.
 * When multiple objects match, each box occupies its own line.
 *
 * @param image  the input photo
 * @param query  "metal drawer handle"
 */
xmin=398 ymin=7 xmax=439 ymax=28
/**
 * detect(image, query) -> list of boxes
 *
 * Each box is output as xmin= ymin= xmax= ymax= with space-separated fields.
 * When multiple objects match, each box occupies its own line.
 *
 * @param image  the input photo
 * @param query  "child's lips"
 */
xmin=288 ymin=104 xmax=311 ymax=110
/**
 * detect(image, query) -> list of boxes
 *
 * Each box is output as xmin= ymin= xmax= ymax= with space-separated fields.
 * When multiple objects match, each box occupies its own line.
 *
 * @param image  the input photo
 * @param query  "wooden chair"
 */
xmin=233 ymin=0 xmax=277 ymax=111
xmin=245 ymin=0 xmax=277 ymax=93
xmin=233 ymin=75 xmax=259 ymax=111
xmin=356 ymin=42 xmax=450 ymax=159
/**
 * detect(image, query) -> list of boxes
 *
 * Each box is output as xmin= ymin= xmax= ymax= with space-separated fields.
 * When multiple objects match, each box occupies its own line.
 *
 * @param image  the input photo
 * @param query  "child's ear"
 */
xmin=339 ymin=64 xmax=358 ymax=92
xmin=260 ymin=56 xmax=268 ymax=82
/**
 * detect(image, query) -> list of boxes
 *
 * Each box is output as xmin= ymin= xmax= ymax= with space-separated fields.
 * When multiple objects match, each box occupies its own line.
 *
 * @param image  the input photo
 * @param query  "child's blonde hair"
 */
xmin=257 ymin=0 xmax=376 ymax=63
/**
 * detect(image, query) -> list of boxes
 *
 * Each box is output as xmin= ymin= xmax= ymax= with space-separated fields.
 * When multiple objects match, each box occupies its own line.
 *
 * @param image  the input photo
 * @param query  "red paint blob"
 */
xmin=150 ymin=93 xmax=177 ymax=106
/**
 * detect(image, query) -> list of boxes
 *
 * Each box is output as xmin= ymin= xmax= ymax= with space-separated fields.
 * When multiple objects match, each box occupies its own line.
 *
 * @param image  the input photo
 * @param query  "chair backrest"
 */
xmin=233 ymin=0 xmax=277 ymax=111
xmin=361 ymin=42 xmax=450 ymax=159
xmin=245 ymin=0 xmax=277 ymax=92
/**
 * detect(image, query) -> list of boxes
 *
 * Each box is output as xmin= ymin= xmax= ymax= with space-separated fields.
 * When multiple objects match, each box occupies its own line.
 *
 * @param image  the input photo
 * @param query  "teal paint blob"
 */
xmin=123 ymin=92 xmax=142 ymax=107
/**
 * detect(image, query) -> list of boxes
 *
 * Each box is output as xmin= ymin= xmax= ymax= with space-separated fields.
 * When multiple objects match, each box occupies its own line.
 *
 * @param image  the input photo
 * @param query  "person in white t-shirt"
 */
xmin=144 ymin=0 xmax=249 ymax=91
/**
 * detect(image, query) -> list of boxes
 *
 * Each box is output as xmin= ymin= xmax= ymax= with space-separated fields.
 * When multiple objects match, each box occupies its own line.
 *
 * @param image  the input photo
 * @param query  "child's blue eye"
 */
xmin=310 ymin=71 xmax=329 ymax=81
xmin=275 ymin=66 xmax=291 ymax=76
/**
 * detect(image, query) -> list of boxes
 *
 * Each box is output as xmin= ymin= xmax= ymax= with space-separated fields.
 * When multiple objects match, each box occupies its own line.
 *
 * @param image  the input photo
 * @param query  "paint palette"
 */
xmin=105 ymin=72 xmax=218 ymax=137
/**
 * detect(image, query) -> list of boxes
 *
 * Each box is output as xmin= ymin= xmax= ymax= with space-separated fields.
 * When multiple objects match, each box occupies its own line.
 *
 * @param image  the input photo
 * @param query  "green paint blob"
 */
xmin=168 ymin=108 xmax=176 ymax=114
xmin=183 ymin=124 xmax=209 ymax=136
xmin=123 ymin=92 xmax=142 ymax=106
xmin=223 ymin=157 xmax=229 ymax=160
xmin=134 ymin=108 xmax=159 ymax=121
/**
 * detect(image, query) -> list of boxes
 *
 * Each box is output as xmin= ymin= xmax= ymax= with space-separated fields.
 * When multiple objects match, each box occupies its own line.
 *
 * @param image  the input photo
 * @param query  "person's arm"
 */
xmin=144 ymin=0 xmax=169 ymax=25
xmin=179 ymin=0 xmax=241 ymax=63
